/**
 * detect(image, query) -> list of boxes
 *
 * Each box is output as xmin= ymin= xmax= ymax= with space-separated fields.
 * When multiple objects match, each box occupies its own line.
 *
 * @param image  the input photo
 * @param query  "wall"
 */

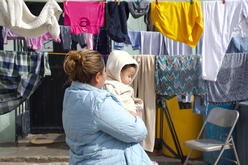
xmin=0 ymin=111 xmax=15 ymax=143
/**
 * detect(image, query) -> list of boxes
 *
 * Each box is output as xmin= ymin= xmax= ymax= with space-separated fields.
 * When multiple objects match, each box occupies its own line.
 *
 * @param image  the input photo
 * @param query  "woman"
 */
xmin=62 ymin=50 xmax=154 ymax=165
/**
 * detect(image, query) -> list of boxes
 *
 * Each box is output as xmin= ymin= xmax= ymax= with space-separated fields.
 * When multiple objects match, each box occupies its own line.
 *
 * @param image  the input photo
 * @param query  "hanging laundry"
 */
xmin=201 ymin=1 xmax=248 ymax=81
xmin=64 ymin=1 xmax=105 ymax=34
xmin=177 ymin=95 xmax=192 ymax=109
xmin=155 ymin=55 xmax=206 ymax=97
xmin=140 ymin=31 xmax=167 ymax=55
xmin=163 ymin=35 xmax=193 ymax=56
xmin=0 ymin=51 xmax=51 ymax=115
xmin=60 ymin=26 xmax=87 ymax=51
xmin=132 ymin=55 xmax=156 ymax=152
xmin=85 ymin=33 xmax=94 ymax=50
xmin=0 ymin=26 xmax=3 ymax=50
xmin=150 ymin=1 xmax=203 ymax=48
xmin=114 ymin=31 xmax=141 ymax=50
xmin=3 ymin=27 xmax=29 ymax=46
xmin=206 ymin=53 xmax=248 ymax=103
xmin=226 ymin=37 xmax=248 ymax=53
xmin=128 ymin=0 xmax=150 ymax=19
xmin=3 ymin=27 xmax=60 ymax=51
xmin=193 ymin=36 xmax=248 ymax=115
xmin=0 ymin=0 xmax=62 ymax=39
xmin=144 ymin=4 xmax=159 ymax=32
xmin=106 ymin=2 xmax=129 ymax=42
xmin=193 ymin=95 xmax=208 ymax=115
xmin=93 ymin=27 xmax=111 ymax=55
xmin=28 ymin=33 xmax=61 ymax=51
xmin=141 ymin=31 xmax=192 ymax=55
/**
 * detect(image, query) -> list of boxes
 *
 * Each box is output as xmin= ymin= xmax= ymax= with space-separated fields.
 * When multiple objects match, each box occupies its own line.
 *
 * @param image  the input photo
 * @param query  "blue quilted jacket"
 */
xmin=63 ymin=81 xmax=153 ymax=165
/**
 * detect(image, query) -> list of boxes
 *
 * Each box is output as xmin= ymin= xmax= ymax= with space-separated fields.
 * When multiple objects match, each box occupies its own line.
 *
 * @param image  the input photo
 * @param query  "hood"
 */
xmin=106 ymin=50 xmax=139 ymax=84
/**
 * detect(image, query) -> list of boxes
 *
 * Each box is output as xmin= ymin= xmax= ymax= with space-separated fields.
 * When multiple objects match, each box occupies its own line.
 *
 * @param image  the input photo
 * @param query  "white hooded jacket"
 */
xmin=104 ymin=50 xmax=143 ymax=113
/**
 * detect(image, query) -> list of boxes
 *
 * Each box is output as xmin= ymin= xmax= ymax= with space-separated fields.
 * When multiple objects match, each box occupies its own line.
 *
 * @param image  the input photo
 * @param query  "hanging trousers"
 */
xmin=132 ymin=55 xmax=156 ymax=152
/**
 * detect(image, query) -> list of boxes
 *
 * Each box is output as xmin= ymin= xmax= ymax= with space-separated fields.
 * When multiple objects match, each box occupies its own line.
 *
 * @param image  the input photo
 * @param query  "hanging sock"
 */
xmin=150 ymin=1 xmax=203 ymax=48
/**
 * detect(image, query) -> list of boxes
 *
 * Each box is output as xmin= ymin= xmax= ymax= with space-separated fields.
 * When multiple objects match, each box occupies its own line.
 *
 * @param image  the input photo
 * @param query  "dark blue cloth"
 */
xmin=106 ymin=2 xmax=129 ymax=42
xmin=93 ymin=27 xmax=111 ymax=55
xmin=226 ymin=37 xmax=248 ymax=53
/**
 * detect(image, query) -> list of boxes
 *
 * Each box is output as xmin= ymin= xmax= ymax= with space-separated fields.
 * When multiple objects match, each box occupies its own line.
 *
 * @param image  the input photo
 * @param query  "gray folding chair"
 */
xmin=183 ymin=107 xmax=240 ymax=165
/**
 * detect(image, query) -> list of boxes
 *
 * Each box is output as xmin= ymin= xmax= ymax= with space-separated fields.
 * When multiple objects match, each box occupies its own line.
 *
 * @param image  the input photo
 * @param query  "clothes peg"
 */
xmin=99 ymin=0 xmax=102 ymax=5
xmin=65 ymin=0 xmax=68 ymax=5
xmin=118 ymin=0 xmax=120 ymax=5
xmin=190 ymin=0 xmax=193 ymax=5
xmin=114 ymin=0 xmax=116 ymax=6
xmin=156 ymin=0 xmax=158 ymax=5
xmin=223 ymin=0 xmax=225 ymax=4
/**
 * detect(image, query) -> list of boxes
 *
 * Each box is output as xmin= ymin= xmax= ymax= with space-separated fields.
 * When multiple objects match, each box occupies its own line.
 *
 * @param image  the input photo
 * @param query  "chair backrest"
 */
xmin=206 ymin=107 xmax=239 ymax=128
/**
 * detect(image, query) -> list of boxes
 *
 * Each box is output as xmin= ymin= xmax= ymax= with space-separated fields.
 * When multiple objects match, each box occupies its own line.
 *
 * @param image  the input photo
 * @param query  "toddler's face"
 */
xmin=120 ymin=67 xmax=136 ymax=85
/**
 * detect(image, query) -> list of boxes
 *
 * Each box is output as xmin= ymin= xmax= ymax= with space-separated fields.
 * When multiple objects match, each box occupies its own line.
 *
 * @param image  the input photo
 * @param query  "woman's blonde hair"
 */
xmin=63 ymin=50 xmax=104 ymax=84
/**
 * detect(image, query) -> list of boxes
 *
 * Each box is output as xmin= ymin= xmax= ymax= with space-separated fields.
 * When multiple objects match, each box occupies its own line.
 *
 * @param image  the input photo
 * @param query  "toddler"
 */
xmin=104 ymin=50 xmax=143 ymax=115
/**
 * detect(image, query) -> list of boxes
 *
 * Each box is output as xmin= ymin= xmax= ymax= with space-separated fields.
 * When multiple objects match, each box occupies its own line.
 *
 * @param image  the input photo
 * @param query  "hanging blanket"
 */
xmin=0 ymin=51 xmax=50 ymax=115
xmin=206 ymin=53 xmax=248 ymax=103
xmin=155 ymin=55 xmax=206 ymax=97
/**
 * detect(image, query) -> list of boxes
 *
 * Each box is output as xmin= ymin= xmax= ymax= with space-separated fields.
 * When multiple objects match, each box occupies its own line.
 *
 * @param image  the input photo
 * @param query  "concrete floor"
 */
xmin=0 ymin=134 xmax=209 ymax=165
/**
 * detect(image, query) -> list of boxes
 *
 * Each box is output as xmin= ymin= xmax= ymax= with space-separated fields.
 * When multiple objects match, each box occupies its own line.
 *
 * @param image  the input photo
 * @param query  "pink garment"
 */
xmin=3 ymin=27 xmax=32 ymax=48
xmin=64 ymin=1 xmax=105 ymax=34
xmin=3 ymin=27 xmax=61 ymax=50
xmin=85 ymin=33 xmax=93 ymax=49
xmin=29 ymin=32 xmax=61 ymax=50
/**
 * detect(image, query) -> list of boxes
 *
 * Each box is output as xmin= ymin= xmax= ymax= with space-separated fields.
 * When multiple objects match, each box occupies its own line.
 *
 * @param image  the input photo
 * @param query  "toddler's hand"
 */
xmin=128 ymin=110 xmax=139 ymax=116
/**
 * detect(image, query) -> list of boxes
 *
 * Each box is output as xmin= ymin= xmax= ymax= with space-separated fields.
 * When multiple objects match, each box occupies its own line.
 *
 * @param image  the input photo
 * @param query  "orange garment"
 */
xmin=151 ymin=1 xmax=203 ymax=48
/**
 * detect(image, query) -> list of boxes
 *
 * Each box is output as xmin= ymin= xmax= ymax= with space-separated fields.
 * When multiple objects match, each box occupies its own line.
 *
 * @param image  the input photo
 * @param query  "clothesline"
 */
xmin=48 ymin=52 xmax=68 ymax=55
xmin=24 ymin=0 xmax=225 ymax=2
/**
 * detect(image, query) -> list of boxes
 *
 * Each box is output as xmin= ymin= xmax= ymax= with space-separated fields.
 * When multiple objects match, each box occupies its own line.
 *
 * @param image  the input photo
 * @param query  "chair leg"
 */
xmin=183 ymin=149 xmax=193 ymax=165
xmin=231 ymin=138 xmax=240 ymax=165
xmin=213 ymin=147 xmax=225 ymax=165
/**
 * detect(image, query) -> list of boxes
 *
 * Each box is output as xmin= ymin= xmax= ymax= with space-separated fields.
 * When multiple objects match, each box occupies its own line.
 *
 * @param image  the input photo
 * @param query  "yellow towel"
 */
xmin=151 ymin=1 xmax=203 ymax=48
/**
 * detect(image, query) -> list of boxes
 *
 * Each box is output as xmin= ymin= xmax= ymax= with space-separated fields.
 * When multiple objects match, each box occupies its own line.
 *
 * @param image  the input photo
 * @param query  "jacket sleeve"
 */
xmin=94 ymin=96 xmax=147 ymax=143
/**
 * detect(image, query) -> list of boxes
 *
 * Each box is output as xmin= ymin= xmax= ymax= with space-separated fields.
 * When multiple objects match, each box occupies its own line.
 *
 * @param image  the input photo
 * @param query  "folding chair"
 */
xmin=183 ymin=107 xmax=240 ymax=165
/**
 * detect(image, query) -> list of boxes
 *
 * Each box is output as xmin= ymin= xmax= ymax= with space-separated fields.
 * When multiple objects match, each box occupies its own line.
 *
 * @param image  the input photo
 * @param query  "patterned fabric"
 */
xmin=155 ymin=55 xmax=206 ymax=96
xmin=206 ymin=53 xmax=248 ymax=103
xmin=0 ymin=51 xmax=50 ymax=115
xmin=93 ymin=27 xmax=112 ymax=55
